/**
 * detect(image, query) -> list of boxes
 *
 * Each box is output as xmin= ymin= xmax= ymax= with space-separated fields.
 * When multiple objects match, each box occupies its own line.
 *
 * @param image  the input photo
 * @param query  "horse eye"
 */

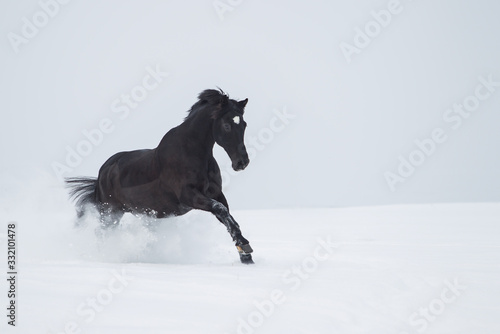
xmin=223 ymin=123 xmax=231 ymax=132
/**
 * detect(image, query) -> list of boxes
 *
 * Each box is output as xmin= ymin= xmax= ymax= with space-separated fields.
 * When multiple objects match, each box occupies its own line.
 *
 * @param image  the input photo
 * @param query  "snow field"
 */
xmin=1 ymin=198 xmax=499 ymax=333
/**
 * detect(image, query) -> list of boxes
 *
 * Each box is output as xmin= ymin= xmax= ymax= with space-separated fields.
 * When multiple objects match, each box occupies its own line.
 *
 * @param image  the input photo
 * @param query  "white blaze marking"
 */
xmin=233 ymin=116 xmax=240 ymax=124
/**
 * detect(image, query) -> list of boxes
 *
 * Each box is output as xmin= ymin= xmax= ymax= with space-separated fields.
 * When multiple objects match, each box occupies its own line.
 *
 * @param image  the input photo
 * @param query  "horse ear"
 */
xmin=238 ymin=98 xmax=248 ymax=110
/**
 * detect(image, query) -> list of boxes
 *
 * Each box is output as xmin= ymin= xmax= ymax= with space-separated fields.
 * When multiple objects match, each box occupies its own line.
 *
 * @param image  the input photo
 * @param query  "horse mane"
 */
xmin=184 ymin=88 xmax=230 ymax=121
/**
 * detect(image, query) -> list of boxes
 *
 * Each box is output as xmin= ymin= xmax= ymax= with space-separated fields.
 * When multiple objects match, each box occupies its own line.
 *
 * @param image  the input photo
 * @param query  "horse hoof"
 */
xmin=240 ymin=253 xmax=254 ymax=264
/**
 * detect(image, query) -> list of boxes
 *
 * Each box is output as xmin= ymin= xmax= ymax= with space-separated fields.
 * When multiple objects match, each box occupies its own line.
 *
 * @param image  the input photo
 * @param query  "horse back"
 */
xmin=97 ymin=149 xmax=159 ymax=194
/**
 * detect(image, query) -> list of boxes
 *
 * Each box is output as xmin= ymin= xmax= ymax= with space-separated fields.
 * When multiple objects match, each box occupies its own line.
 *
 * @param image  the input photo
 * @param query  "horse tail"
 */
xmin=65 ymin=177 xmax=98 ymax=214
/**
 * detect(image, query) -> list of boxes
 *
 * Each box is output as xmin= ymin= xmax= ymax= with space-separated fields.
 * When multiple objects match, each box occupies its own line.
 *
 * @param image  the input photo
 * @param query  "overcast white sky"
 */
xmin=1 ymin=0 xmax=499 ymax=210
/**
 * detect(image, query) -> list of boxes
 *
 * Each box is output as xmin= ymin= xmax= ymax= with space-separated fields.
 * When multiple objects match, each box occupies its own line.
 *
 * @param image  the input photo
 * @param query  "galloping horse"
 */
xmin=66 ymin=89 xmax=254 ymax=264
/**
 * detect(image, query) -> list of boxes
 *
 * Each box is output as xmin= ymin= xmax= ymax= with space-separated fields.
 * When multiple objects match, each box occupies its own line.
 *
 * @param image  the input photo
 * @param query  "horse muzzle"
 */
xmin=232 ymin=157 xmax=250 ymax=171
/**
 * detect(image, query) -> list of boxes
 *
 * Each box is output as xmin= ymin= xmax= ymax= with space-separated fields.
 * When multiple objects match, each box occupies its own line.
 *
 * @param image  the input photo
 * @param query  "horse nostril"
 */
xmin=233 ymin=157 xmax=250 ymax=171
xmin=239 ymin=159 xmax=249 ymax=170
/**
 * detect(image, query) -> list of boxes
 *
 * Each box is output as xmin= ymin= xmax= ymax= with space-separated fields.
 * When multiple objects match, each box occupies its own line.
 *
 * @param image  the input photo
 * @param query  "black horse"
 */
xmin=66 ymin=89 xmax=254 ymax=264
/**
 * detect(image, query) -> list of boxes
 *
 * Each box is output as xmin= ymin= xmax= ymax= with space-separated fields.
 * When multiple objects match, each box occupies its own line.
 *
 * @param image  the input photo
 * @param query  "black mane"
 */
xmin=184 ymin=88 xmax=230 ymax=121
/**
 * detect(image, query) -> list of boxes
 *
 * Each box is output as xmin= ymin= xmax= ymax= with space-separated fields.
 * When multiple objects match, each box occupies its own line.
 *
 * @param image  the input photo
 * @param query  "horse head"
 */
xmin=210 ymin=90 xmax=250 ymax=171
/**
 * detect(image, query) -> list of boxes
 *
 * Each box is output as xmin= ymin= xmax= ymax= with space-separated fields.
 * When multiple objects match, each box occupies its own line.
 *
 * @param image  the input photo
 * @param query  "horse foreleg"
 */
xmin=211 ymin=201 xmax=254 ymax=264
xmin=183 ymin=190 xmax=254 ymax=264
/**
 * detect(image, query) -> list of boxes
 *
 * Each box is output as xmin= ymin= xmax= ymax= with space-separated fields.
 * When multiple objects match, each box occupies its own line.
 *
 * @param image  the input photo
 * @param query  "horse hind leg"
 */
xmin=73 ymin=204 xmax=94 ymax=228
xmin=99 ymin=208 xmax=124 ymax=229
xmin=74 ymin=207 xmax=86 ymax=228
xmin=95 ymin=205 xmax=124 ymax=239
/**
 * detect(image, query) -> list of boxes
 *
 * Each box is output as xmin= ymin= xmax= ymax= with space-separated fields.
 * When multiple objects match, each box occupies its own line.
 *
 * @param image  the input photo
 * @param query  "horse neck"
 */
xmin=179 ymin=109 xmax=216 ymax=153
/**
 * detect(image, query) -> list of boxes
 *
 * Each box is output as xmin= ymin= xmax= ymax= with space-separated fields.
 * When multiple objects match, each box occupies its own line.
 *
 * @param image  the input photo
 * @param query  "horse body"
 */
xmin=66 ymin=89 xmax=254 ymax=263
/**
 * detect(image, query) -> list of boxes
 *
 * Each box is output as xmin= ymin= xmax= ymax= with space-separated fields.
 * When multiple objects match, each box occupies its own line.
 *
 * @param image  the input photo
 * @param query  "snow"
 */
xmin=1 ymin=200 xmax=499 ymax=333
